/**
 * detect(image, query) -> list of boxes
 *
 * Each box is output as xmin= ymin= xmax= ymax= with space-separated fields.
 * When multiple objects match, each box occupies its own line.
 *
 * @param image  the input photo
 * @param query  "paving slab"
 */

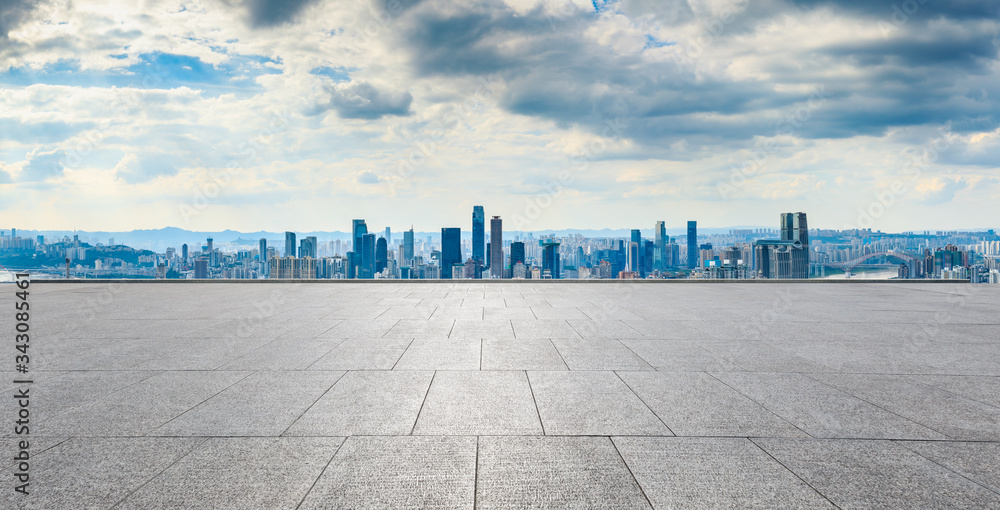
xmin=614 ymin=437 xmax=833 ymax=509
xmin=116 ymin=437 xmax=342 ymax=509
xmin=413 ymin=371 xmax=543 ymax=435
xmin=755 ymin=438 xmax=1000 ymax=508
xmin=476 ymin=436 xmax=652 ymax=509
xmin=528 ymin=371 xmax=672 ymax=435
xmin=298 ymin=436 xmax=477 ymax=509
xmin=285 ymin=370 xmax=433 ymax=436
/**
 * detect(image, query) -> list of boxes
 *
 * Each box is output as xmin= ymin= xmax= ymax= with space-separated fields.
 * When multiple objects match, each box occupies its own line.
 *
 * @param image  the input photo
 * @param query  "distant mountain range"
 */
xmin=10 ymin=225 xmax=777 ymax=251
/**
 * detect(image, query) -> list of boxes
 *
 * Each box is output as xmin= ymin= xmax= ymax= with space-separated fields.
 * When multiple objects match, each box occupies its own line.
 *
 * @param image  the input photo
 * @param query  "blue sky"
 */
xmin=0 ymin=0 xmax=998 ymax=232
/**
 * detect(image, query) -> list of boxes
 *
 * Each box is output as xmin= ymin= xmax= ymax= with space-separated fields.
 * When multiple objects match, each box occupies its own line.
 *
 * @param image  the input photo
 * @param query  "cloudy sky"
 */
xmin=1 ymin=0 xmax=998 ymax=233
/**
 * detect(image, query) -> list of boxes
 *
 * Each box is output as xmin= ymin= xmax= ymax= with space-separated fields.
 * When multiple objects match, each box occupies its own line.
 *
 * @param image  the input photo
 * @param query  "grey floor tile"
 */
xmin=529 ymin=371 xmax=671 ymax=435
xmin=713 ymin=372 xmax=945 ymax=440
xmin=299 ymin=436 xmax=476 ymax=509
xmin=152 ymin=371 xmax=344 ymax=436
xmin=481 ymin=338 xmax=568 ymax=370
xmin=813 ymin=373 xmax=1000 ymax=440
xmin=318 ymin=319 xmax=398 ymax=338
xmin=394 ymin=338 xmax=481 ymax=370
xmin=308 ymin=344 xmax=408 ymax=370
xmin=116 ymin=437 xmax=342 ymax=509
xmin=551 ymin=338 xmax=654 ymax=370
xmin=619 ymin=372 xmax=807 ymax=437
xmin=615 ymin=437 xmax=833 ymax=509
xmin=756 ymin=438 xmax=1000 ymax=508
xmin=568 ymin=319 xmax=647 ymax=339
xmin=476 ymin=436 xmax=651 ymax=509
xmin=414 ymin=371 xmax=543 ymax=435
xmin=896 ymin=440 xmax=1000 ymax=493
xmin=285 ymin=370 xmax=433 ymax=436
xmin=220 ymin=337 xmax=343 ymax=370
xmin=0 ymin=437 xmax=202 ymax=509
xmin=512 ymin=319 xmax=581 ymax=339
xmin=450 ymin=319 xmax=515 ymax=339
xmin=37 ymin=371 xmax=251 ymax=437
xmin=620 ymin=340 xmax=742 ymax=371
xmin=384 ymin=318 xmax=456 ymax=338
xmin=484 ymin=307 xmax=537 ymax=320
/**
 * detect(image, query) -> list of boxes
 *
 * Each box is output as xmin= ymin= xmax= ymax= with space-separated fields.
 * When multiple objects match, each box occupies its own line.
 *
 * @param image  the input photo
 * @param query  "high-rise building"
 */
xmin=541 ymin=241 xmax=560 ymax=279
xmin=473 ymin=206 xmax=485 ymax=275
xmin=654 ymin=221 xmax=667 ymax=270
xmin=352 ymin=219 xmax=368 ymax=278
xmin=376 ymin=237 xmax=388 ymax=274
xmin=194 ymin=259 xmax=208 ymax=278
xmin=441 ymin=228 xmax=461 ymax=279
xmin=206 ymin=237 xmax=214 ymax=253
xmin=259 ymin=238 xmax=267 ymax=275
xmin=490 ymin=216 xmax=503 ymax=278
xmin=385 ymin=227 xmax=391 ymax=244
xmin=755 ymin=212 xmax=809 ymax=279
xmin=510 ymin=241 xmax=525 ymax=268
xmin=687 ymin=221 xmax=698 ymax=269
xmin=360 ymin=233 xmax=376 ymax=279
xmin=299 ymin=236 xmax=318 ymax=259
xmin=403 ymin=228 xmax=414 ymax=266
xmin=285 ymin=231 xmax=296 ymax=258
xmin=630 ymin=229 xmax=641 ymax=272
xmin=181 ymin=243 xmax=188 ymax=263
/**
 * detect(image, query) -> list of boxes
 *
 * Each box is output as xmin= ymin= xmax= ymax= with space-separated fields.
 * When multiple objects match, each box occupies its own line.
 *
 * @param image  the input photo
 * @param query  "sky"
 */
xmin=0 ymin=0 xmax=998 ymax=233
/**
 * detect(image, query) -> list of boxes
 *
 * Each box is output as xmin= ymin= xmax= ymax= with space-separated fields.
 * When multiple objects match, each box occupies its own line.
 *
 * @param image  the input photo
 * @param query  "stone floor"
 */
xmin=3 ymin=281 xmax=1000 ymax=508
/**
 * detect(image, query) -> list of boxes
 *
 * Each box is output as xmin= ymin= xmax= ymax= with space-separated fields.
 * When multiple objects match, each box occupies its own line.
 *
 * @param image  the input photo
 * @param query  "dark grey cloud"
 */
xmin=308 ymin=80 xmax=412 ymax=119
xmin=242 ymin=0 xmax=322 ymax=28
xmin=385 ymin=0 xmax=1000 ymax=151
xmin=0 ymin=0 xmax=42 ymax=39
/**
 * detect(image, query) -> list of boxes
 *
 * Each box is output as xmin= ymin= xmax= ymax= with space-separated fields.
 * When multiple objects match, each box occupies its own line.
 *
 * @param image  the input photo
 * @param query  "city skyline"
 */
xmin=2 ymin=1 xmax=999 ymax=232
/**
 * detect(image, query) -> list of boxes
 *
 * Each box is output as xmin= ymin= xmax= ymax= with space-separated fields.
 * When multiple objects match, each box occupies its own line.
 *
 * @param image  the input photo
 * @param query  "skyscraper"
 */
xmin=472 ymin=206 xmax=485 ymax=275
xmin=206 ymin=237 xmax=214 ymax=253
xmin=299 ymin=236 xmax=317 ymax=259
xmin=510 ymin=241 xmax=525 ymax=267
xmin=360 ymin=233 xmax=376 ymax=279
xmin=755 ymin=212 xmax=809 ymax=279
xmin=687 ymin=221 xmax=697 ymax=269
xmin=441 ymin=228 xmax=461 ymax=279
xmin=630 ymin=229 xmax=641 ymax=272
xmin=285 ymin=231 xmax=296 ymax=258
xmin=541 ymin=240 xmax=560 ymax=279
xmin=654 ymin=220 xmax=667 ymax=270
xmin=376 ymin=237 xmax=388 ymax=273
xmin=259 ymin=238 xmax=267 ymax=275
xmin=781 ymin=212 xmax=809 ymax=246
xmin=384 ymin=227 xmax=391 ymax=244
xmin=181 ymin=243 xmax=188 ymax=263
xmin=403 ymin=227 xmax=414 ymax=266
xmin=352 ymin=219 xmax=368 ymax=278
xmin=490 ymin=216 xmax=503 ymax=278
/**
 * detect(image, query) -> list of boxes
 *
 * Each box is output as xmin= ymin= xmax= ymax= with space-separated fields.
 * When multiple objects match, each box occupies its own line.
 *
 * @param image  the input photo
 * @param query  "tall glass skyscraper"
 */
xmin=630 ymin=229 xmax=641 ymax=273
xmin=510 ymin=241 xmax=525 ymax=267
xmin=541 ymin=241 xmax=560 ymax=279
xmin=472 ymin=205 xmax=485 ymax=276
xmin=360 ymin=233 xmax=375 ymax=279
xmin=352 ymin=219 xmax=367 ymax=278
xmin=654 ymin=220 xmax=667 ymax=270
xmin=687 ymin=221 xmax=697 ymax=269
xmin=285 ymin=231 xmax=296 ymax=258
xmin=441 ymin=228 xmax=461 ymax=279
xmin=403 ymin=228 xmax=414 ymax=266
xmin=259 ymin=238 xmax=267 ymax=274
xmin=490 ymin=216 xmax=503 ymax=278
xmin=376 ymin=237 xmax=388 ymax=273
